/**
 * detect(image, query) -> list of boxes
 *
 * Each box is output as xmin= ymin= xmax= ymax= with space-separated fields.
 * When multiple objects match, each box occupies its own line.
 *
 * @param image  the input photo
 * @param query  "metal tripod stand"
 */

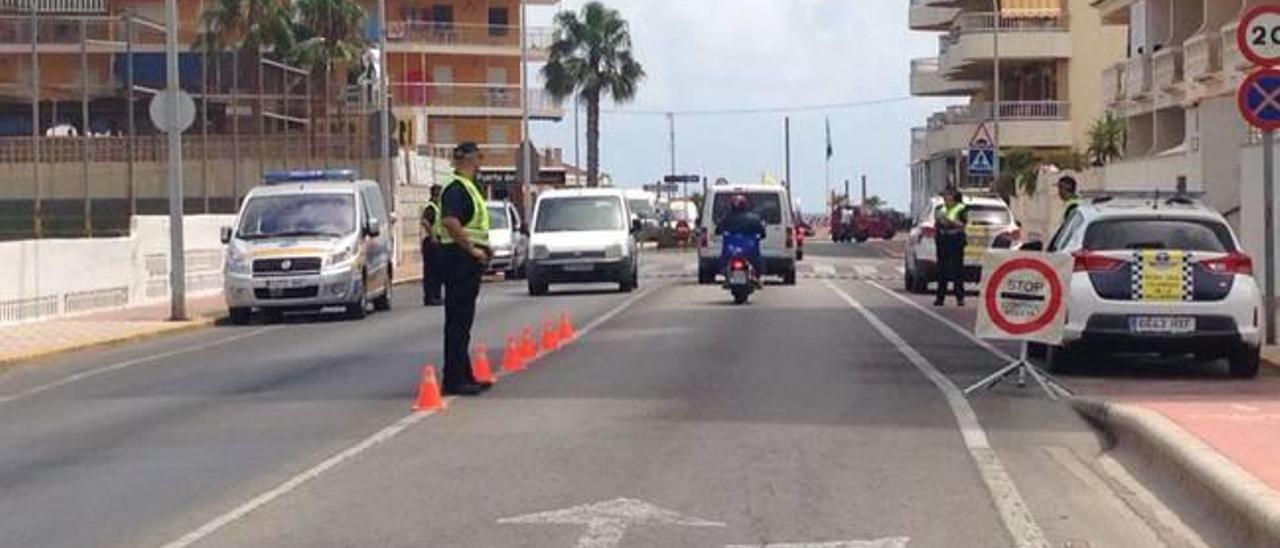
xmin=963 ymin=342 xmax=1073 ymax=400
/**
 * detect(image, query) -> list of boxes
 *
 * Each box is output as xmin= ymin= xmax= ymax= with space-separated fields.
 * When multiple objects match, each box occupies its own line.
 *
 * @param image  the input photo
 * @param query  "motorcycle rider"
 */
xmin=715 ymin=194 xmax=767 ymax=280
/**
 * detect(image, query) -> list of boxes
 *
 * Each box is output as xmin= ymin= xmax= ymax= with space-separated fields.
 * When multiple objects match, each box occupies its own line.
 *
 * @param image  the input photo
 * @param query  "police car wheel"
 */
xmin=1228 ymin=345 xmax=1261 ymax=379
xmin=1045 ymin=344 xmax=1076 ymax=374
xmin=229 ymin=307 xmax=252 ymax=325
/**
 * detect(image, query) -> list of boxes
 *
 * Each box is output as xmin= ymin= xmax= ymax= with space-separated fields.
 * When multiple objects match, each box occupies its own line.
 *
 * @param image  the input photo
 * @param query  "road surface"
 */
xmin=0 ymin=241 xmax=1212 ymax=548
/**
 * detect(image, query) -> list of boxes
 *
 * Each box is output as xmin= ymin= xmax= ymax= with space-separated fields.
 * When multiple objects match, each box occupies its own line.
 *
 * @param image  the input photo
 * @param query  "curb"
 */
xmin=1072 ymin=397 xmax=1280 ymax=547
xmin=1263 ymin=349 xmax=1280 ymax=371
xmin=0 ymin=316 xmax=219 ymax=368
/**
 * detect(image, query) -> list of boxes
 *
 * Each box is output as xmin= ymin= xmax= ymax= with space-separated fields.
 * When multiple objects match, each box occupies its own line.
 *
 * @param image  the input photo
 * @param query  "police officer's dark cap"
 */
xmin=453 ymin=142 xmax=481 ymax=159
xmin=1057 ymin=176 xmax=1077 ymax=192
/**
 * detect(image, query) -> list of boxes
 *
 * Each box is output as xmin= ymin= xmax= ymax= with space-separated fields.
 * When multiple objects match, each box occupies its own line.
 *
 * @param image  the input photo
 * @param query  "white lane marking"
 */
xmin=684 ymin=262 xmax=698 ymax=276
xmin=824 ymin=281 xmax=1050 ymax=548
xmin=0 ymin=327 xmax=278 ymax=406
xmin=867 ymin=280 xmax=1018 ymax=362
xmin=894 ymin=266 xmax=906 ymax=275
xmin=726 ymin=539 xmax=909 ymax=548
xmin=498 ymin=498 xmax=724 ymax=548
xmin=853 ymin=265 xmax=879 ymax=278
xmin=813 ymin=262 xmax=837 ymax=276
xmin=159 ymin=287 xmax=658 ymax=548
xmin=1231 ymin=403 xmax=1261 ymax=413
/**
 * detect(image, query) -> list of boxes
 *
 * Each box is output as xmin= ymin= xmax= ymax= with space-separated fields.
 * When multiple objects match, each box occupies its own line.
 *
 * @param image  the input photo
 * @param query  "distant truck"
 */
xmin=831 ymin=205 xmax=896 ymax=243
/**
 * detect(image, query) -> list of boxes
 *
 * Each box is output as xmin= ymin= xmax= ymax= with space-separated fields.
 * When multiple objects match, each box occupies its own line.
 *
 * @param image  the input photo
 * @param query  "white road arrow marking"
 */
xmin=726 ymin=538 xmax=910 ymax=548
xmin=498 ymin=497 xmax=725 ymax=548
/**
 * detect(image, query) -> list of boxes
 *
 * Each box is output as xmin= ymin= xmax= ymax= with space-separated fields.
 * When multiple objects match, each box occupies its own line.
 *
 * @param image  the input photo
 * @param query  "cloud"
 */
xmin=530 ymin=0 xmax=959 ymax=211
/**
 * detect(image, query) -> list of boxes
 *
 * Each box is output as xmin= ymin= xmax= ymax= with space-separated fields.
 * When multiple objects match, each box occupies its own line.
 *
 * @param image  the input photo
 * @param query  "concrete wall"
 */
xmin=1238 ymin=139 xmax=1280 ymax=332
xmin=1066 ymin=0 xmax=1129 ymax=150
xmin=0 ymin=214 xmax=234 ymax=325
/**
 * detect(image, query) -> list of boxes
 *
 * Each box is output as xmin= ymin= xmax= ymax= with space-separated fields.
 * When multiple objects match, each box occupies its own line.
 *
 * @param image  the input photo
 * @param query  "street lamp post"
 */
xmin=991 ymin=0 xmax=1001 ymax=187
xmin=164 ymin=0 xmax=187 ymax=321
xmin=377 ymin=0 xmax=392 ymax=204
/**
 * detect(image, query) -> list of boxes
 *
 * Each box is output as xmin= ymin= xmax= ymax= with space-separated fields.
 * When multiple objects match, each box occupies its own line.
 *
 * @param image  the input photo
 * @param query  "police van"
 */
xmin=221 ymin=170 xmax=395 ymax=324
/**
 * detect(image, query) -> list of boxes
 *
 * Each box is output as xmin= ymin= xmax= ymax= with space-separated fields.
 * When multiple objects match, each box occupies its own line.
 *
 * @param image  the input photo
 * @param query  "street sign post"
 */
xmin=1237 ymin=12 xmax=1280 ymax=344
xmin=966 ymin=250 xmax=1073 ymax=399
xmin=967 ymin=122 xmax=996 ymax=179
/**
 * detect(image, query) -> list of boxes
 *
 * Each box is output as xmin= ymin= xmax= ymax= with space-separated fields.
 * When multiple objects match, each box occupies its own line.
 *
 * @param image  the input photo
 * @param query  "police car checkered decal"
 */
xmin=1129 ymin=251 xmax=1194 ymax=301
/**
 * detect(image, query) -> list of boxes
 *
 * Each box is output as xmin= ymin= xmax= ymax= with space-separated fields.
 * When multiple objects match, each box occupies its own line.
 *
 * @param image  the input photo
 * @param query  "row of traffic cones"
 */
xmin=413 ymin=311 xmax=578 ymax=412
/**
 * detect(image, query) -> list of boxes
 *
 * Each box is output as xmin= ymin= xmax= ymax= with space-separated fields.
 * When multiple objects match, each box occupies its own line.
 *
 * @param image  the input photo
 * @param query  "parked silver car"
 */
xmin=487 ymin=200 xmax=528 ymax=280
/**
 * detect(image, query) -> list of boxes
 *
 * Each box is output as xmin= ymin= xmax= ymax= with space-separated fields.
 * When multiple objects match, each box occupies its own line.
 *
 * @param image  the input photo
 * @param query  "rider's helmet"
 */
xmin=730 ymin=194 xmax=750 ymax=212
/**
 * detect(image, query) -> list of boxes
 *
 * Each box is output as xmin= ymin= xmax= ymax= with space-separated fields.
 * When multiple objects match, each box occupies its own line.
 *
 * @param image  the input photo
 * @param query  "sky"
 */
xmin=528 ymin=0 xmax=960 ymax=213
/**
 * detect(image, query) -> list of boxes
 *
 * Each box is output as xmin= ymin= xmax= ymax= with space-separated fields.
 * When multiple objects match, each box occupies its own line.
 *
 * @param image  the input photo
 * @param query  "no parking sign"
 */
xmin=975 ymin=251 xmax=1071 ymax=345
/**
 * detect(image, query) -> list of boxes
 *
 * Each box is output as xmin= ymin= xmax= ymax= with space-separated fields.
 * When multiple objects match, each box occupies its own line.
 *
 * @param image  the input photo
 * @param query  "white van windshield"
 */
xmin=237 ymin=194 xmax=355 ymax=239
xmin=536 ymin=197 xmax=626 ymax=232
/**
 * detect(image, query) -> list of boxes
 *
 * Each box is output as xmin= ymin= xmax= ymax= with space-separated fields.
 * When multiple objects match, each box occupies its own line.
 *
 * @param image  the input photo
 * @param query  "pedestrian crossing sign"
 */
xmin=968 ymin=148 xmax=995 ymax=177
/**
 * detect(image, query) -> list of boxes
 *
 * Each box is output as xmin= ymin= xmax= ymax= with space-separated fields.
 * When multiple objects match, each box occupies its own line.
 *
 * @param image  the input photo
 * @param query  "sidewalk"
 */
xmin=0 ymin=295 xmax=226 ymax=366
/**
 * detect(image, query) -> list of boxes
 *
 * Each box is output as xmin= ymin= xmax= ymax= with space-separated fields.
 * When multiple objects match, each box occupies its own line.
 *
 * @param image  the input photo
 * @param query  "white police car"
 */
xmin=1035 ymin=196 xmax=1262 ymax=377
xmin=221 ymin=170 xmax=395 ymax=324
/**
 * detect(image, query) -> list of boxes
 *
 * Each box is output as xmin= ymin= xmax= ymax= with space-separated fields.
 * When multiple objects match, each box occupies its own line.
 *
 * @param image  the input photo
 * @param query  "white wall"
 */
xmin=1239 ymin=139 xmax=1280 ymax=334
xmin=0 ymin=215 xmax=234 ymax=325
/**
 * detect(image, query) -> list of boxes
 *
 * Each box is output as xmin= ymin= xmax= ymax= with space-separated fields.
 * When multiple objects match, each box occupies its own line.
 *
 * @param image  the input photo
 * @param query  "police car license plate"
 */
xmin=266 ymin=278 xmax=308 ymax=290
xmin=729 ymin=271 xmax=748 ymax=285
xmin=563 ymin=263 xmax=594 ymax=272
xmin=1129 ymin=316 xmax=1195 ymax=334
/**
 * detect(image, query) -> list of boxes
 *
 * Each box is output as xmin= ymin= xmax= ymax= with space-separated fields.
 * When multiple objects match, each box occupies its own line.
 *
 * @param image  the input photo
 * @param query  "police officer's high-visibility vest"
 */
xmin=936 ymin=202 xmax=967 ymax=223
xmin=422 ymin=201 xmax=440 ymax=240
xmin=1062 ymin=196 xmax=1082 ymax=220
xmin=434 ymin=173 xmax=490 ymax=247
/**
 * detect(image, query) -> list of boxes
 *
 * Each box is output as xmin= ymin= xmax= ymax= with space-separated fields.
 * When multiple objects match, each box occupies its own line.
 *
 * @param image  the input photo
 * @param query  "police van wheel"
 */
xmin=229 ymin=307 xmax=252 ymax=325
xmin=698 ymin=265 xmax=715 ymax=285
xmin=346 ymin=276 xmax=369 ymax=320
xmin=783 ymin=267 xmax=797 ymax=286
xmin=528 ymin=276 xmax=550 ymax=297
xmin=1228 ymin=345 xmax=1261 ymax=379
xmin=373 ymin=270 xmax=393 ymax=311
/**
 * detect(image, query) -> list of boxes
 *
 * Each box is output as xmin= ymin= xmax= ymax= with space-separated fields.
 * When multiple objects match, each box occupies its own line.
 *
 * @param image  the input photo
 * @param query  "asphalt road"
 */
xmin=0 ymin=243 xmax=1209 ymax=548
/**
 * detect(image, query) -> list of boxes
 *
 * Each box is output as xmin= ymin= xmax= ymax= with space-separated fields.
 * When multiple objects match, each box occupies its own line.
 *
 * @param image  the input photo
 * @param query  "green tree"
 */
xmin=542 ymin=2 xmax=645 ymax=187
xmin=863 ymin=195 xmax=886 ymax=210
xmin=194 ymin=0 xmax=294 ymax=56
xmin=288 ymin=0 xmax=366 ymax=117
xmin=995 ymin=147 xmax=1038 ymax=198
xmin=1087 ymin=112 xmax=1125 ymax=166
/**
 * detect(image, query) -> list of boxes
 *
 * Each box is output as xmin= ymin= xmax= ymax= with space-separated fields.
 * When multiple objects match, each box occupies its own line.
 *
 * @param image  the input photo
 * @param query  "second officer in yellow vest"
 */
xmin=435 ymin=142 xmax=493 ymax=396
xmin=934 ymin=187 xmax=968 ymax=307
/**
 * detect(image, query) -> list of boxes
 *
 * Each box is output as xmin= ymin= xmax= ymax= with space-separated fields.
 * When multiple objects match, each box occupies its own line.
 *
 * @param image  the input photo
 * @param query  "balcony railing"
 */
xmin=1153 ymin=46 xmax=1183 ymax=91
xmin=1102 ymin=62 xmax=1125 ymax=104
xmin=389 ymin=83 xmax=558 ymax=113
xmin=385 ymin=21 xmax=553 ymax=52
xmin=1125 ymin=54 xmax=1152 ymax=99
xmin=1222 ymin=22 xmax=1248 ymax=72
xmin=911 ymin=57 xmax=940 ymax=73
xmin=945 ymin=101 xmax=1070 ymax=123
xmin=0 ymin=14 xmax=178 ymax=47
xmin=953 ymin=12 xmax=1066 ymax=34
xmin=0 ymin=0 xmax=106 ymax=13
xmin=1184 ymin=32 xmax=1220 ymax=82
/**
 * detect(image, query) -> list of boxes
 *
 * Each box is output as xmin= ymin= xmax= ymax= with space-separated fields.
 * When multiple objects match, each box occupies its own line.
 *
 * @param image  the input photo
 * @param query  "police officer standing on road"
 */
xmin=1057 ymin=175 xmax=1082 ymax=225
xmin=934 ymin=187 xmax=968 ymax=307
xmin=420 ymin=184 xmax=444 ymax=307
xmin=435 ymin=143 xmax=492 ymax=396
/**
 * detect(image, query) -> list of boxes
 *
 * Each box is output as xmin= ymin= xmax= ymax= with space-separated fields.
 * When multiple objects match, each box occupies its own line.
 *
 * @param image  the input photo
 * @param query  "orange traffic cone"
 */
xmin=541 ymin=319 xmax=560 ymax=352
xmin=502 ymin=336 xmax=525 ymax=372
xmin=558 ymin=310 xmax=576 ymax=341
xmin=412 ymin=365 xmax=446 ymax=411
xmin=472 ymin=344 xmax=496 ymax=384
xmin=521 ymin=326 xmax=538 ymax=361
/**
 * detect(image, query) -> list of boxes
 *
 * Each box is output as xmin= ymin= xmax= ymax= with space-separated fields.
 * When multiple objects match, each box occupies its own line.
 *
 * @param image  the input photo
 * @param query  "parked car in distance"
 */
xmin=486 ymin=200 xmax=527 ymax=280
xmin=904 ymin=194 xmax=1020 ymax=294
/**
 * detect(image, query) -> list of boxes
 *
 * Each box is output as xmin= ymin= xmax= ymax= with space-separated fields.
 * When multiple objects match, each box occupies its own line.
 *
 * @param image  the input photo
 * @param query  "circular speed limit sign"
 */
xmin=1239 ymin=5 xmax=1280 ymax=67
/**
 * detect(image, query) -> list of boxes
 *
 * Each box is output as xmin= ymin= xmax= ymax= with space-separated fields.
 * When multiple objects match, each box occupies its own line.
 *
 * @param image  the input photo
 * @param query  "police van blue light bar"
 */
xmin=263 ymin=169 xmax=356 ymax=184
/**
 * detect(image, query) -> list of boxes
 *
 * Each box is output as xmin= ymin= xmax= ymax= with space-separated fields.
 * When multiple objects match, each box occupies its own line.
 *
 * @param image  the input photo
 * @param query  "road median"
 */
xmin=1072 ymin=397 xmax=1280 ymax=547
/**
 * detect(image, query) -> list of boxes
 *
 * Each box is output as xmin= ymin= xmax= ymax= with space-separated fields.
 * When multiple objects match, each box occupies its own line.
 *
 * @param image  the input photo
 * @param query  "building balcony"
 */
xmin=920 ymin=101 xmax=1072 ymax=157
xmin=1153 ymin=46 xmax=1184 ymax=93
xmin=1125 ymin=54 xmax=1152 ymax=100
xmin=1102 ymin=62 xmax=1125 ymax=107
xmin=390 ymin=83 xmax=563 ymax=120
xmin=0 ymin=0 xmax=107 ymax=13
xmin=1184 ymin=32 xmax=1221 ymax=82
xmin=1222 ymin=22 xmax=1251 ymax=73
xmin=909 ymin=0 xmax=959 ymax=31
xmin=385 ymin=22 xmax=552 ymax=60
xmin=1101 ymin=152 xmax=1188 ymax=192
xmin=909 ymin=57 xmax=981 ymax=96
xmin=0 ymin=14 xmax=176 ymax=54
xmin=938 ymin=13 xmax=1069 ymax=72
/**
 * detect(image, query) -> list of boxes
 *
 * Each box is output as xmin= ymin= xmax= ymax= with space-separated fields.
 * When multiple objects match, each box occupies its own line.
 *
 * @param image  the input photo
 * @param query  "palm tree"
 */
xmin=995 ymin=147 xmax=1038 ymax=198
xmin=1087 ymin=112 xmax=1125 ymax=166
xmin=288 ymin=0 xmax=366 ymax=124
xmin=194 ymin=0 xmax=293 ymax=56
xmin=542 ymin=2 xmax=645 ymax=187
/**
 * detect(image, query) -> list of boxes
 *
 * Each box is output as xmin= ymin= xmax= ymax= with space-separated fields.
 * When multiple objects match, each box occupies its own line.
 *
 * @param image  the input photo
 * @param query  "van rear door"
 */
xmin=708 ymin=190 xmax=788 ymax=259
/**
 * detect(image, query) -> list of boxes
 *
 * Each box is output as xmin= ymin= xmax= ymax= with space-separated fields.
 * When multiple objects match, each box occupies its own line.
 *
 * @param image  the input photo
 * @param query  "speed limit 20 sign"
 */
xmin=1240 ymin=5 xmax=1280 ymax=67
xmin=974 ymin=251 xmax=1072 ymax=345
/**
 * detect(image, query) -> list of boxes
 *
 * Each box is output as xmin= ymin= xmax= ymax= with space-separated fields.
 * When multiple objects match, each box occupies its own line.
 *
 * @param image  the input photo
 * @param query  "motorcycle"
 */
xmin=721 ymin=233 xmax=761 ymax=305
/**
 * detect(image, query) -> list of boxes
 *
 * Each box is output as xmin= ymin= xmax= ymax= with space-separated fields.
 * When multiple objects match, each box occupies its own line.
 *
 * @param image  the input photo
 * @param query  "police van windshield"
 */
xmin=536 ymin=197 xmax=626 ymax=232
xmin=487 ymin=206 xmax=510 ymax=229
xmin=712 ymin=193 xmax=783 ymax=224
xmin=237 ymin=194 xmax=356 ymax=239
xmin=1083 ymin=218 xmax=1235 ymax=252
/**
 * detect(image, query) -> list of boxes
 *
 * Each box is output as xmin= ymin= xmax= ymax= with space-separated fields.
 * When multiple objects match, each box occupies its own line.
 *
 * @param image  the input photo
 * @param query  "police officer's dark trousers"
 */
xmin=441 ymin=245 xmax=483 ymax=387
xmin=935 ymin=231 xmax=966 ymax=304
xmin=421 ymin=238 xmax=443 ymax=303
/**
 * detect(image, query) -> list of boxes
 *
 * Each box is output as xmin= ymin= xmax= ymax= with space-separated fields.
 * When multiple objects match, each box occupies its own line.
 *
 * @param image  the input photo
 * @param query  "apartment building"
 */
xmin=908 ymin=0 xmax=1126 ymax=218
xmin=368 ymin=0 xmax=566 ymax=198
xmin=1096 ymin=0 xmax=1270 ymax=231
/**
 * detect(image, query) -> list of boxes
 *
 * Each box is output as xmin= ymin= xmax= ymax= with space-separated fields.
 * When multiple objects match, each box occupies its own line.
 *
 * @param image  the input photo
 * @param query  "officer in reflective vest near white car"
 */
xmin=434 ymin=143 xmax=493 ymax=396
xmin=934 ymin=187 xmax=968 ymax=307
